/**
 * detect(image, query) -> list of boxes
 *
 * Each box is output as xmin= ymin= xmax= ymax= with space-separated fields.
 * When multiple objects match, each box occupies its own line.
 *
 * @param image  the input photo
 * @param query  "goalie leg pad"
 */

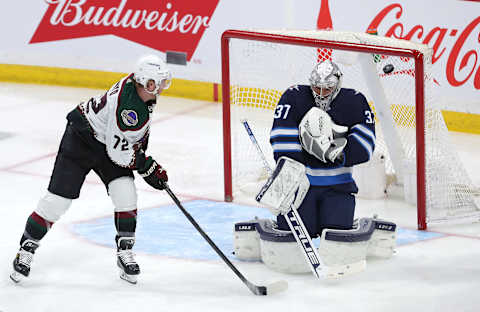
xmin=260 ymin=240 xmax=311 ymax=274
xmin=234 ymin=217 xmax=396 ymax=276
xmin=254 ymin=218 xmax=374 ymax=276
xmin=233 ymin=219 xmax=311 ymax=273
xmin=318 ymin=218 xmax=377 ymax=279
xmin=256 ymin=157 xmax=309 ymax=216
xmin=256 ymin=219 xmax=311 ymax=274
xmin=233 ymin=220 xmax=262 ymax=261
xmin=367 ymin=218 xmax=397 ymax=258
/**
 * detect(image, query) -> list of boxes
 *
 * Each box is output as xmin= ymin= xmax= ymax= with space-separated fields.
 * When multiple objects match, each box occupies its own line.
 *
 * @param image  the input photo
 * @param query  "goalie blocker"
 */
xmin=233 ymin=217 xmax=396 ymax=278
xmin=255 ymin=156 xmax=309 ymax=216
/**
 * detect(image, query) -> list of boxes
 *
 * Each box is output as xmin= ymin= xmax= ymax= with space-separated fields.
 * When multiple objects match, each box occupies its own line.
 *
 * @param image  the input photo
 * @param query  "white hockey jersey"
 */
xmin=78 ymin=74 xmax=151 ymax=168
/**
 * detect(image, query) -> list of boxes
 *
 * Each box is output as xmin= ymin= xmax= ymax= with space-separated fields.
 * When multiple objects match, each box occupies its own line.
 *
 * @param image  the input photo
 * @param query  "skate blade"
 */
xmin=119 ymin=271 xmax=138 ymax=284
xmin=10 ymin=271 xmax=24 ymax=283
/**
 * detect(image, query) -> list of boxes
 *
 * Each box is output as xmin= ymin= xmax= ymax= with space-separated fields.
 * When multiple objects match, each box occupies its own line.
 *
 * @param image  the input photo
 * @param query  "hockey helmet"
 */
xmin=309 ymin=60 xmax=343 ymax=110
xmin=134 ymin=55 xmax=172 ymax=95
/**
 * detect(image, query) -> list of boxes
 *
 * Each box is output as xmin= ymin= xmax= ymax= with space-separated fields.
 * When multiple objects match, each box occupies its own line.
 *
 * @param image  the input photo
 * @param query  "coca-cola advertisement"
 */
xmin=0 ymin=0 xmax=478 ymax=114
xmin=364 ymin=2 xmax=480 ymax=112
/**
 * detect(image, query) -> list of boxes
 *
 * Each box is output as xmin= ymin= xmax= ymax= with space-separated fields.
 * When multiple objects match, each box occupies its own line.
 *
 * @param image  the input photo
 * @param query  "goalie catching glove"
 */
xmin=256 ymin=157 xmax=310 ymax=216
xmin=299 ymin=107 xmax=348 ymax=163
xmin=135 ymin=150 xmax=168 ymax=190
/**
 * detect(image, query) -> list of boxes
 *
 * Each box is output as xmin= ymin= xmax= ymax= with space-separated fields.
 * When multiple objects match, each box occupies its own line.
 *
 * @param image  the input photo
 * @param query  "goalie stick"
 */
xmin=162 ymin=182 xmax=288 ymax=295
xmin=242 ymin=120 xmax=327 ymax=278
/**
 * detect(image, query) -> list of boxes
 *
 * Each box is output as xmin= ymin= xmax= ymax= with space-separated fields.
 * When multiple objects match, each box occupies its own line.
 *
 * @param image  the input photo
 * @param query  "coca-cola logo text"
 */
xmin=367 ymin=3 xmax=480 ymax=89
xmin=30 ymin=0 xmax=220 ymax=61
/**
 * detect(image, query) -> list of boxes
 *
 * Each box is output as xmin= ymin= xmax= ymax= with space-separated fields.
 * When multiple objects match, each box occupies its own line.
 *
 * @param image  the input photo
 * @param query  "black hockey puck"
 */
xmin=383 ymin=64 xmax=394 ymax=74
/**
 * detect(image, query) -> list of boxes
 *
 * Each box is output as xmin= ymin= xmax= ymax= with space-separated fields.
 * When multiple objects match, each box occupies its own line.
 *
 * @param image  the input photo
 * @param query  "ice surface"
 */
xmin=0 ymin=83 xmax=479 ymax=312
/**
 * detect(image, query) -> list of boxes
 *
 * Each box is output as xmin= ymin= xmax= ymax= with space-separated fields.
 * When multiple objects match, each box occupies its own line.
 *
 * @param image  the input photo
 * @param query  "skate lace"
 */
xmin=18 ymin=250 xmax=34 ymax=266
xmin=118 ymin=250 xmax=136 ymax=265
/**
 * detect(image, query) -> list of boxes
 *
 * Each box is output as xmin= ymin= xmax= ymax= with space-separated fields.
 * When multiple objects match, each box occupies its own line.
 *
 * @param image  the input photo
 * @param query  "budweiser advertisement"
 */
xmin=0 ymin=0 xmax=478 ymax=112
xmin=30 ymin=0 xmax=220 ymax=61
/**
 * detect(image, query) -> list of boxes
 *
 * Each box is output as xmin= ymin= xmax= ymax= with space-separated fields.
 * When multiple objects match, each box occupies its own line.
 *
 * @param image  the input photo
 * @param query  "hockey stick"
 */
xmin=241 ymin=119 xmax=272 ymax=175
xmin=242 ymin=120 xmax=327 ymax=278
xmin=162 ymin=182 xmax=288 ymax=295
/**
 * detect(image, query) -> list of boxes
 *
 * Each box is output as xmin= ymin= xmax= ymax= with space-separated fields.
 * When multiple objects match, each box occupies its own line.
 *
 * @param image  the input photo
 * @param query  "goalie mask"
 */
xmin=134 ymin=55 xmax=172 ymax=95
xmin=309 ymin=60 xmax=343 ymax=110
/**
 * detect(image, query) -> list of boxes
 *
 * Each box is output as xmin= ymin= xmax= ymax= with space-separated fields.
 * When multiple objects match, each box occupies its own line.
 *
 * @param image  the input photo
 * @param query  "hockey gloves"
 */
xmin=325 ymin=137 xmax=347 ymax=163
xmin=299 ymin=107 xmax=348 ymax=163
xmin=135 ymin=150 xmax=168 ymax=190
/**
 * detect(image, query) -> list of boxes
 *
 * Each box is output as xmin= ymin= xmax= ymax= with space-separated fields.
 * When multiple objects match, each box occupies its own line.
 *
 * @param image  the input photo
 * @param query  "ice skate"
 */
xmin=116 ymin=237 xmax=140 ymax=284
xmin=10 ymin=239 xmax=40 ymax=283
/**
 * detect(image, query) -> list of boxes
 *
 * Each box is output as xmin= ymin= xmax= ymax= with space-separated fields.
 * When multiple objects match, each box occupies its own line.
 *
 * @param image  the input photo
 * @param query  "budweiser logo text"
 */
xmin=30 ymin=0 xmax=220 ymax=60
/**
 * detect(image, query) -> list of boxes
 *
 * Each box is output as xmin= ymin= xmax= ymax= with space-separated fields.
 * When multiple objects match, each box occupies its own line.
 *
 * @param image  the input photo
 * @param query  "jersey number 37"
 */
xmin=274 ymin=104 xmax=291 ymax=119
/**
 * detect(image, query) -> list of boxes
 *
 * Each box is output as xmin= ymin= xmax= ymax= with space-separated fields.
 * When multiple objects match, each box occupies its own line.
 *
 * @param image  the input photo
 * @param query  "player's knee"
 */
xmin=319 ymin=196 xmax=355 ymax=232
xmin=108 ymin=177 xmax=137 ymax=212
xmin=35 ymin=191 xmax=72 ymax=222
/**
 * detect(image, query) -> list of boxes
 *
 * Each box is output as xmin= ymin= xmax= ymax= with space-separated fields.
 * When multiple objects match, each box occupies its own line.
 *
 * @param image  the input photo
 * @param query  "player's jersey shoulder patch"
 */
xmin=120 ymin=109 xmax=139 ymax=127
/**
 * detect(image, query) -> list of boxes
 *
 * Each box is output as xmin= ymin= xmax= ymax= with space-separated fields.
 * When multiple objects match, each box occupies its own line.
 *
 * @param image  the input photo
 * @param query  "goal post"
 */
xmin=221 ymin=29 xmax=479 ymax=230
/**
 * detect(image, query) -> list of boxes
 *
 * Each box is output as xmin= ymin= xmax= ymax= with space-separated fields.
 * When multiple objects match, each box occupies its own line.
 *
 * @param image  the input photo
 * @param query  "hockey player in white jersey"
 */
xmin=10 ymin=54 xmax=171 ymax=284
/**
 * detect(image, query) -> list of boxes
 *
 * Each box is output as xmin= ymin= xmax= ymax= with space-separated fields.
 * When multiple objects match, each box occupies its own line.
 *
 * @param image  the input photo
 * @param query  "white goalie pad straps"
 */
xmin=256 ymin=157 xmax=310 ymax=215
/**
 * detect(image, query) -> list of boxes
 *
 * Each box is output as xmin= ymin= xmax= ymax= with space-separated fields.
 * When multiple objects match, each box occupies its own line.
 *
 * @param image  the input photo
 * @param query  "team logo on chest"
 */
xmin=121 ymin=109 xmax=139 ymax=127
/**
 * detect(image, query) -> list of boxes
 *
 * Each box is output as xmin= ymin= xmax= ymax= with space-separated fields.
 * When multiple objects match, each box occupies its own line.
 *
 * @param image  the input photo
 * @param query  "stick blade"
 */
xmin=266 ymin=280 xmax=288 ymax=295
xmin=247 ymin=280 xmax=288 ymax=296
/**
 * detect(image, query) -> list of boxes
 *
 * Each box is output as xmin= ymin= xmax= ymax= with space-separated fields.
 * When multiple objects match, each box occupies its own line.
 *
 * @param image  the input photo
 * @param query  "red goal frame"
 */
xmin=220 ymin=29 xmax=427 ymax=230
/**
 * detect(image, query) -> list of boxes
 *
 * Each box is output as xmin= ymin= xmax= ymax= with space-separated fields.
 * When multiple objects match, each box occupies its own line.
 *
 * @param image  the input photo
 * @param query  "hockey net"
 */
xmin=221 ymin=29 xmax=479 ymax=229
